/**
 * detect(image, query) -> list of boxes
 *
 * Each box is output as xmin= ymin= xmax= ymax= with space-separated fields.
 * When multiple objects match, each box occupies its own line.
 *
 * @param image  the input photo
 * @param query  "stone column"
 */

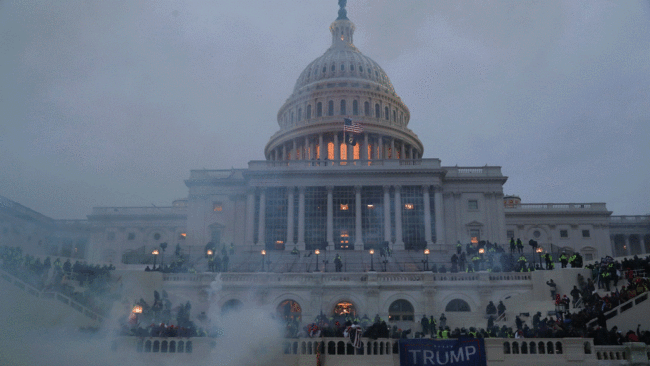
xmin=294 ymin=139 xmax=300 ymax=160
xmin=625 ymin=235 xmax=631 ymax=256
xmin=305 ymin=136 xmax=309 ymax=160
xmin=423 ymin=185 xmax=432 ymax=247
xmin=245 ymin=189 xmax=256 ymax=245
xmin=334 ymin=133 xmax=340 ymax=161
xmin=282 ymin=144 xmax=286 ymax=161
xmin=378 ymin=136 xmax=383 ymax=160
xmin=327 ymin=186 xmax=334 ymax=250
xmin=364 ymin=133 xmax=369 ymax=161
xmin=319 ymin=133 xmax=324 ymax=161
xmin=401 ymin=142 xmax=405 ymax=160
xmin=394 ymin=185 xmax=404 ymax=249
xmin=286 ymin=187 xmax=295 ymax=246
xmin=355 ymin=185 xmax=363 ymax=249
xmin=297 ymin=187 xmax=306 ymax=250
xmin=257 ymin=188 xmax=266 ymax=246
xmin=408 ymin=146 xmax=413 ymax=160
xmin=391 ymin=139 xmax=396 ymax=159
xmin=435 ymin=186 xmax=446 ymax=246
xmin=383 ymin=185 xmax=391 ymax=243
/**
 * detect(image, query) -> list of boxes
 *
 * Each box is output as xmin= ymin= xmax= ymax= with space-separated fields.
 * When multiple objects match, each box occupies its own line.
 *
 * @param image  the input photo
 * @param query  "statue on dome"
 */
xmin=337 ymin=0 xmax=348 ymax=20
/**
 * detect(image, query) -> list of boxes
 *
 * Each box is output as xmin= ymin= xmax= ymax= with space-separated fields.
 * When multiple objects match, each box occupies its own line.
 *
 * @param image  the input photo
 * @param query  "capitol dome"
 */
xmin=264 ymin=4 xmax=423 ymax=162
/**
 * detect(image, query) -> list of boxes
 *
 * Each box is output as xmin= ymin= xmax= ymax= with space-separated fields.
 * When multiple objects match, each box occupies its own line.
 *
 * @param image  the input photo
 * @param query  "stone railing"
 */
xmin=585 ymin=292 xmax=649 ymax=328
xmin=0 ymin=268 xmax=104 ymax=322
xmin=162 ymin=273 xmax=218 ymax=283
xmin=111 ymin=336 xmax=650 ymax=365
xmin=505 ymin=203 xmax=609 ymax=211
xmin=90 ymin=206 xmax=183 ymax=216
xmin=610 ymin=215 xmax=650 ymax=223
xmin=247 ymin=159 xmax=442 ymax=170
xmin=217 ymin=272 xmax=533 ymax=287
xmin=444 ymin=166 xmax=504 ymax=178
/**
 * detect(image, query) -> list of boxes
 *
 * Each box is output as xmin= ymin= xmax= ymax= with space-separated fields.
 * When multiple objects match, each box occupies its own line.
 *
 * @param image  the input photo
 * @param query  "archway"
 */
xmin=221 ymin=299 xmax=243 ymax=315
xmin=388 ymin=299 xmax=414 ymax=321
xmin=445 ymin=299 xmax=471 ymax=312
xmin=277 ymin=300 xmax=302 ymax=322
xmin=333 ymin=301 xmax=356 ymax=318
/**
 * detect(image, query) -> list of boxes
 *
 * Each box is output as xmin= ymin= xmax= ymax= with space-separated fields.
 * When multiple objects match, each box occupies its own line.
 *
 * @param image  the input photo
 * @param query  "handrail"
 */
xmin=585 ymin=292 xmax=649 ymax=328
xmin=0 ymin=268 xmax=105 ymax=322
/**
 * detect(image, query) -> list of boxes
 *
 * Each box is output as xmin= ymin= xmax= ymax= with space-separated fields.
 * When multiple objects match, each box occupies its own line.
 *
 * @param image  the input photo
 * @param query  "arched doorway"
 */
xmin=333 ymin=301 xmax=356 ymax=318
xmin=445 ymin=299 xmax=471 ymax=312
xmin=388 ymin=300 xmax=414 ymax=321
xmin=277 ymin=300 xmax=302 ymax=322
xmin=221 ymin=299 xmax=243 ymax=315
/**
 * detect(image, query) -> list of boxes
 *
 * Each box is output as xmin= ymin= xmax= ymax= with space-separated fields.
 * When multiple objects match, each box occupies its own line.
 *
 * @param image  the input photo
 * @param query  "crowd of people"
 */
xmin=0 ymin=245 xmax=116 ymax=316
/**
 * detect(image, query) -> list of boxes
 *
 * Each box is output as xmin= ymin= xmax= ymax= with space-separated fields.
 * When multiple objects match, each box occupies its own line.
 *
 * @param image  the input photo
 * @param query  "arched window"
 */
xmin=445 ymin=299 xmax=471 ymax=312
xmin=388 ymin=300 xmax=414 ymax=321
xmin=331 ymin=64 xmax=336 ymax=72
xmin=307 ymin=105 xmax=312 ymax=119
xmin=298 ymin=108 xmax=302 ymax=121
xmin=352 ymin=100 xmax=359 ymax=115
xmin=384 ymin=106 xmax=389 ymax=120
xmin=221 ymin=299 xmax=243 ymax=315
xmin=277 ymin=300 xmax=302 ymax=322
xmin=350 ymin=64 xmax=355 ymax=71
xmin=328 ymin=101 xmax=334 ymax=116
xmin=364 ymin=102 xmax=370 ymax=116
xmin=341 ymin=64 xmax=345 ymax=71
xmin=323 ymin=66 xmax=327 ymax=73
xmin=333 ymin=301 xmax=356 ymax=317
xmin=392 ymin=110 xmax=396 ymax=122
xmin=375 ymin=104 xmax=380 ymax=118
xmin=340 ymin=100 xmax=346 ymax=115
xmin=359 ymin=66 xmax=364 ymax=73
xmin=291 ymin=112 xmax=294 ymax=123
xmin=317 ymin=102 xmax=322 ymax=117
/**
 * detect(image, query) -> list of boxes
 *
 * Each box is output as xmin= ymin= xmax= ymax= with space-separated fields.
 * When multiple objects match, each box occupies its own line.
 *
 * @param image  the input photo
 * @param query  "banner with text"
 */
xmin=399 ymin=338 xmax=486 ymax=366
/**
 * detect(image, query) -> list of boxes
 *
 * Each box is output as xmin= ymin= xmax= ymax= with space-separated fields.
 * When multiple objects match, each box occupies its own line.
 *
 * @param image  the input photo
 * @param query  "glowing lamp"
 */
xmin=206 ymin=249 xmax=213 ymax=256
xmin=132 ymin=305 xmax=143 ymax=314
xmin=369 ymin=249 xmax=375 ymax=255
xmin=315 ymin=249 xmax=320 ymax=255
xmin=261 ymin=250 xmax=266 ymax=256
xmin=478 ymin=248 xmax=485 ymax=254
xmin=152 ymin=249 xmax=159 ymax=255
xmin=424 ymin=249 xmax=430 ymax=255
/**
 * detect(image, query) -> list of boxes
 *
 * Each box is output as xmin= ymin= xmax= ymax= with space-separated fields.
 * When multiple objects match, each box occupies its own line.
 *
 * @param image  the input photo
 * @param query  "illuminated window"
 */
xmin=353 ymin=144 xmax=360 ymax=160
xmin=277 ymin=300 xmax=302 ymax=321
xmin=213 ymin=202 xmax=223 ymax=212
xmin=316 ymin=144 xmax=320 ymax=159
xmin=340 ymin=204 xmax=349 ymax=211
xmin=328 ymin=142 xmax=334 ymax=160
xmin=179 ymin=233 xmax=186 ymax=240
xmin=468 ymin=200 xmax=479 ymax=210
xmin=340 ymin=142 xmax=347 ymax=160
xmin=470 ymin=229 xmax=480 ymax=244
xmin=367 ymin=145 xmax=372 ymax=160
xmin=404 ymin=203 xmax=414 ymax=210
xmin=333 ymin=302 xmax=356 ymax=317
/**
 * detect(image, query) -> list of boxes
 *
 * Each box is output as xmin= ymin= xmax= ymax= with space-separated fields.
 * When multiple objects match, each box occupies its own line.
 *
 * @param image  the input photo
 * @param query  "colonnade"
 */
xmin=267 ymin=132 xmax=420 ymax=161
xmin=245 ymin=185 xmax=445 ymax=251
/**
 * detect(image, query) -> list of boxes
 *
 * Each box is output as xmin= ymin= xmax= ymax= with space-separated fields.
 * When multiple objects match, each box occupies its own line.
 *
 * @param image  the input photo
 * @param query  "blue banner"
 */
xmin=399 ymin=338 xmax=487 ymax=366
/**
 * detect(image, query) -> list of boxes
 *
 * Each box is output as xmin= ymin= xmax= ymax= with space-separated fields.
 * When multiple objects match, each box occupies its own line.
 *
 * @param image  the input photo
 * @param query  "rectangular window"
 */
xmin=582 ymin=230 xmax=590 ymax=238
xmin=401 ymin=186 xmax=425 ymax=250
xmin=506 ymin=230 xmax=515 ymax=239
xmin=560 ymin=230 xmax=568 ymax=238
xmin=213 ymin=202 xmax=223 ymax=212
xmin=333 ymin=187 xmax=355 ymax=250
xmin=468 ymin=200 xmax=479 ymax=210
xmin=361 ymin=186 xmax=384 ymax=248
xmin=305 ymin=187 xmax=327 ymax=250
xmin=107 ymin=232 xmax=116 ymax=241
xmin=265 ymin=187 xmax=288 ymax=250
xmin=127 ymin=233 xmax=135 ymax=240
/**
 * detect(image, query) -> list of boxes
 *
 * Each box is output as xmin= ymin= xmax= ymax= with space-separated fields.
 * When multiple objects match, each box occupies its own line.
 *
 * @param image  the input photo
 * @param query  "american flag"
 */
xmin=343 ymin=118 xmax=363 ymax=133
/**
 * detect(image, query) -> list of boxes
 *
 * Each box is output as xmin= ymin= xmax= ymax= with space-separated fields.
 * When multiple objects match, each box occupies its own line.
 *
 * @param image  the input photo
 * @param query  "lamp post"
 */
xmin=159 ymin=242 xmax=167 ymax=270
xmin=536 ymin=247 xmax=544 ymax=269
xmin=478 ymin=248 xmax=485 ymax=271
xmin=369 ymin=249 xmax=375 ymax=271
xmin=261 ymin=250 xmax=266 ymax=272
xmin=207 ymin=249 xmax=214 ymax=272
xmin=423 ymin=249 xmax=430 ymax=271
xmin=152 ymin=249 xmax=159 ymax=270
xmin=315 ymin=249 xmax=320 ymax=272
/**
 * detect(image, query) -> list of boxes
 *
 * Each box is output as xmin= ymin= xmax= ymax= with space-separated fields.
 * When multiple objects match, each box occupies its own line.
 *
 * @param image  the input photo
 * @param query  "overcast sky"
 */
xmin=1 ymin=0 xmax=649 ymax=219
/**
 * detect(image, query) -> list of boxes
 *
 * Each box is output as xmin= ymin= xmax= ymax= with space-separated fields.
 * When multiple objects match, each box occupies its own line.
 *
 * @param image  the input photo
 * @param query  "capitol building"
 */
xmin=1 ymin=2 xmax=649 ymax=365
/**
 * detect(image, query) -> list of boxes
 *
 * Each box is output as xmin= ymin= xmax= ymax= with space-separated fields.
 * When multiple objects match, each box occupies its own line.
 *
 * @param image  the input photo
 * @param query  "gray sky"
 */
xmin=1 ymin=0 xmax=649 ymax=219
